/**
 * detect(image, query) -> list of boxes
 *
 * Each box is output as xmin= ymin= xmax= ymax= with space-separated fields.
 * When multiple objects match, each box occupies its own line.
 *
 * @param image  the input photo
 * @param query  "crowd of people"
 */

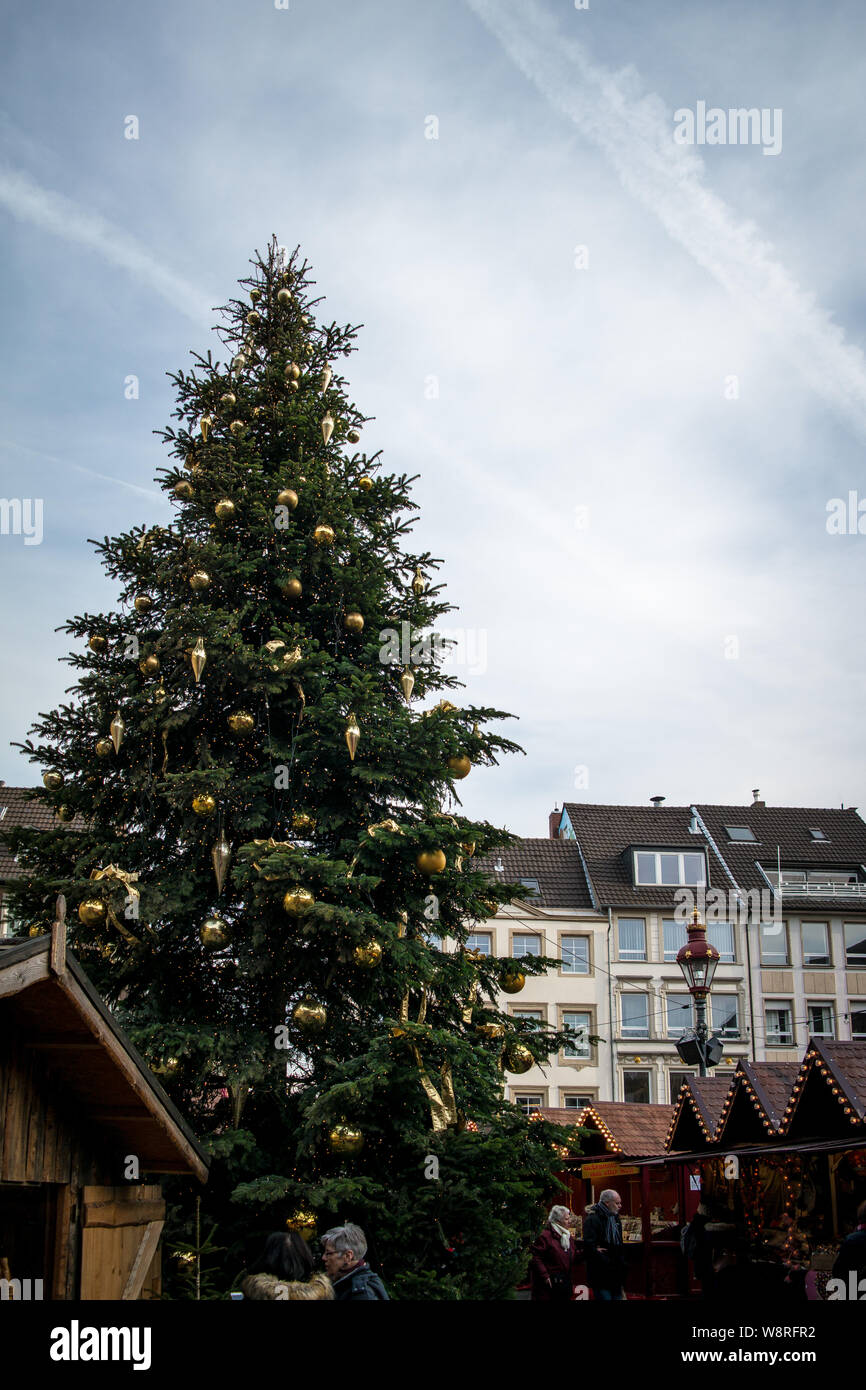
xmin=529 ymin=1193 xmax=866 ymax=1302
xmin=240 ymin=1223 xmax=389 ymax=1301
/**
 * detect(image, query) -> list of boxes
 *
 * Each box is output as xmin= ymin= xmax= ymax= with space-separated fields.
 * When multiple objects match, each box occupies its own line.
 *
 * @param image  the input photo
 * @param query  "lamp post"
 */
xmin=676 ymin=909 xmax=720 ymax=1077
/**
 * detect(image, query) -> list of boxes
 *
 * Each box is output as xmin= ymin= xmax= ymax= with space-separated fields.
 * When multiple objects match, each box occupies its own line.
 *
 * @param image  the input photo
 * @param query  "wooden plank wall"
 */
xmin=0 ymin=1017 xmax=105 ymax=1186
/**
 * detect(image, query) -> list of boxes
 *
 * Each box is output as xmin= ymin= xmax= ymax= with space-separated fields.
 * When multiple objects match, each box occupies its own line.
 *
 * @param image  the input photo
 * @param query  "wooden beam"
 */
xmin=122 ymin=1221 xmax=164 ymax=1301
xmin=84 ymin=1200 xmax=165 ymax=1228
xmin=49 ymin=895 xmax=67 ymax=978
xmin=0 ymin=953 xmax=48 ymax=999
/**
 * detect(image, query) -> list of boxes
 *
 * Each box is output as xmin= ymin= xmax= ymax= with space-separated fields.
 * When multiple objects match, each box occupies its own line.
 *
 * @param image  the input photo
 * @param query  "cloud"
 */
xmin=465 ymin=0 xmax=866 ymax=438
xmin=1 ymin=440 xmax=165 ymax=503
xmin=0 ymin=163 xmax=213 ymax=324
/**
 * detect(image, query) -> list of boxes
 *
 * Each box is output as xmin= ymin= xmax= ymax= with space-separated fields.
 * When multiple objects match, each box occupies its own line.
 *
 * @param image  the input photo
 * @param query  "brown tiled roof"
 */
xmin=780 ymin=1039 xmax=866 ymax=1138
xmin=666 ymin=1078 xmax=732 ymax=1151
xmin=711 ymin=1062 xmax=800 ymax=1147
xmin=475 ymin=839 xmax=593 ymax=910
xmin=741 ymin=1062 xmax=801 ymax=1128
xmin=694 ymin=804 xmax=866 ymax=910
xmin=0 ymin=786 xmax=85 ymax=881
xmin=561 ymin=803 xmax=714 ymax=909
xmin=539 ymin=1102 xmax=673 ymax=1158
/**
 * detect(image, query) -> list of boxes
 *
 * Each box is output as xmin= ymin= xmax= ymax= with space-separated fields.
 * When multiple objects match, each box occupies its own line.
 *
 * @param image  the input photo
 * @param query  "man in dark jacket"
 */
xmin=582 ymin=1190 xmax=626 ymax=1301
xmin=321 ymin=1224 xmax=390 ymax=1301
xmin=832 ymin=1200 xmax=866 ymax=1285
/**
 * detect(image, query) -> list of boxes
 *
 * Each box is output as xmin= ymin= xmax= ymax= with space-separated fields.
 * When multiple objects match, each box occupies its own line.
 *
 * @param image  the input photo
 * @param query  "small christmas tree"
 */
xmin=8 ymin=240 xmax=581 ymax=1298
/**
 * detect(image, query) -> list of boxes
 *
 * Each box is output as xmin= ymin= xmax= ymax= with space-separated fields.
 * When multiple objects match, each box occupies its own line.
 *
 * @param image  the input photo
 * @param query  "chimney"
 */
xmin=751 ymin=788 xmax=765 ymax=809
xmin=549 ymin=805 xmax=562 ymax=839
xmin=650 ymin=795 xmax=665 ymax=808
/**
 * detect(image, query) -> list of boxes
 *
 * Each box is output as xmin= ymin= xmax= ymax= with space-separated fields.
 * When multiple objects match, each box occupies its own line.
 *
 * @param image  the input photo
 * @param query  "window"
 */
xmin=561 ymin=935 xmax=590 ymax=974
xmin=711 ymin=996 xmax=740 ymax=1038
xmin=708 ymin=921 xmax=736 ymax=963
xmin=518 ymin=878 xmax=541 ymax=899
xmin=618 ymin=918 xmax=646 ymax=961
xmin=623 ymin=1071 xmax=651 ymax=1104
xmin=765 ymin=1003 xmax=794 ymax=1046
xmin=513 ymin=1093 xmax=544 ymax=1116
xmin=801 ymin=922 xmax=830 ymax=966
xmin=725 ymin=826 xmax=757 ymax=842
xmin=465 ymin=932 xmax=492 ymax=956
xmin=633 ymin=851 xmax=706 ymax=886
xmin=513 ymin=1008 xmax=543 ymax=1022
xmin=512 ymin=933 xmax=541 ymax=958
xmin=562 ymin=1093 xmax=594 ymax=1109
xmin=669 ymin=1070 xmax=695 ymax=1104
xmin=563 ymin=1010 xmax=591 ymax=1060
xmin=809 ymin=828 xmax=829 ymax=841
xmin=760 ymin=920 xmax=789 ymax=965
xmin=621 ymin=993 xmax=649 ymax=1038
xmin=666 ymin=993 xmax=693 ymax=1038
xmin=807 ymin=1003 xmax=835 ymax=1038
xmin=850 ymin=1004 xmax=866 ymax=1038
xmin=845 ymin=923 xmax=866 ymax=966
xmin=663 ymin=919 xmax=684 ymax=962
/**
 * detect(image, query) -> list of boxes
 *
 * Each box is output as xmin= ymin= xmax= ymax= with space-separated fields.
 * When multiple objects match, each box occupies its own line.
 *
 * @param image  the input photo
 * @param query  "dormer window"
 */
xmin=633 ymin=850 xmax=706 ymax=886
xmin=724 ymin=826 xmax=757 ymax=842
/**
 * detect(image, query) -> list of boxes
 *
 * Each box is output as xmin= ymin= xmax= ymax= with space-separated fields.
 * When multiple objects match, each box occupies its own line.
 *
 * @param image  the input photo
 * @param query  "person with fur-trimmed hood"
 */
xmin=241 ymin=1231 xmax=334 ymax=1300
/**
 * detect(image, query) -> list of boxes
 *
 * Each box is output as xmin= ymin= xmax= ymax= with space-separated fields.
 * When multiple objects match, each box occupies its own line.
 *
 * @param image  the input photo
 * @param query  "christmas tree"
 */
xmin=8 ymin=239 xmax=581 ymax=1299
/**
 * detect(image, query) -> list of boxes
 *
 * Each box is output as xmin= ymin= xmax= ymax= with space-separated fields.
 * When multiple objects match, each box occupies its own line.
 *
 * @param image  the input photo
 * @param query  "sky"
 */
xmin=1 ymin=0 xmax=864 ymax=837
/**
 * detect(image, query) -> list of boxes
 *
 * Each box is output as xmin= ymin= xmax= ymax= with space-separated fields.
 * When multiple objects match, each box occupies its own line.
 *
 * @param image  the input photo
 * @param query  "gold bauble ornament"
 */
xmin=313 ymin=523 xmax=335 ymax=545
xmin=277 ymin=488 xmax=298 ymax=509
xmin=284 ymin=361 xmax=301 ymax=380
xmin=416 ymin=849 xmax=446 ymax=875
xmin=343 ymin=611 xmax=364 ymax=633
xmin=277 ymin=288 xmax=292 ymax=306
xmin=200 ymin=916 xmax=229 ymax=949
xmin=139 ymin=655 xmax=160 ymax=677
xmin=448 ymin=755 xmax=471 ymax=779
xmin=354 ymin=940 xmax=382 ymax=968
xmin=220 ymin=392 xmax=237 ymax=411
xmin=287 ymin=379 xmax=300 ymax=394
xmin=229 ymin=420 xmax=245 ymax=437
xmin=192 ymin=793 xmax=217 ymax=818
xmin=56 ymin=805 xmax=75 ymax=823
xmin=133 ymin=594 xmax=153 ymax=614
xmin=250 ymin=288 xmax=262 ymax=303
xmin=303 ymin=343 xmax=314 ymax=357
xmin=88 ymin=634 xmax=107 ymax=654
xmin=215 ymin=498 xmax=236 ymax=521
xmin=228 ymin=710 xmax=255 ymax=736
xmin=501 ymin=971 xmax=526 ymax=995
xmin=280 ymin=576 xmax=303 ymax=600
xmin=263 ymin=639 xmax=301 ymax=669
xmin=174 ymin=480 xmax=194 ymax=500
xmin=283 ymin=888 xmax=315 ymax=915
xmin=191 ymin=636 xmax=207 ymax=683
xmin=286 ymin=1209 xmax=317 ymax=1241
xmin=506 ymin=1043 xmax=534 ymax=1074
xmin=292 ymin=812 xmax=316 ymax=834
xmin=109 ymin=712 xmax=125 ymax=754
xmin=28 ymin=925 xmax=43 ymax=938
xmin=246 ymin=310 xmax=261 ymax=326
xmin=320 ymin=365 xmax=332 ymax=391
xmin=199 ymin=414 xmax=213 ymax=441
xmin=345 ymin=713 xmax=360 ymax=762
xmin=357 ymin=476 xmax=373 ymax=492
xmin=293 ymin=999 xmax=327 ymax=1033
xmin=78 ymin=899 xmax=107 ymax=928
xmin=346 ymin=428 xmax=361 ymax=444
xmin=189 ymin=570 xmax=211 ymax=592
xmin=412 ymin=567 xmax=426 ymax=596
xmin=42 ymin=771 xmax=63 ymax=791
xmin=328 ymin=1124 xmax=364 ymax=1156
xmin=321 ymin=413 xmax=335 ymax=445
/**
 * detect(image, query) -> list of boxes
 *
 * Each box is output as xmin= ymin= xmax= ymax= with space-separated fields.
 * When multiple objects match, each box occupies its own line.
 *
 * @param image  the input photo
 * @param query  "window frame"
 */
xmin=632 ymin=850 xmax=707 ymax=887
xmin=666 ymin=991 xmax=693 ymax=1038
xmin=465 ymin=931 xmax=493 ymax=956
xmin=620 ymin=992 xmax=650 ymax=1039
xmin=560 ymin=934 xmax=591 ymax=975
xmin=617 ymin=917 xmax=647 ymax=961
xmin=764 ymin=1000 xmax=794 ymax=1047
xmin=510 ymin=931 xmax=542 ymax=959
xmin=806 ymin=1001 xmax=835 ymax=1039
xmin=711 ymin=994 xmax=741 ymax=1039
xmin=759 ymin=920 xmax=790 ymax=966
xmin=561 ymin=1008 xmax=593 ymax=1061
xmin=622 ymin=1069 xmax=652 ymax=1104
xmin=511 ymin=1091 xmax=546 ymax=1116
xmin=801 ymin=920 xmax=831 ymax=967
xmin=844 ymin=922 xmax=866 ymax=967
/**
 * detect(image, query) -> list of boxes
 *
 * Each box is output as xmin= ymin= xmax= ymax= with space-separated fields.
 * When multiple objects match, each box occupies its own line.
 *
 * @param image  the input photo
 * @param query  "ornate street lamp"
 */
xmin=676 ymin=909 xmax=721 ymax=1077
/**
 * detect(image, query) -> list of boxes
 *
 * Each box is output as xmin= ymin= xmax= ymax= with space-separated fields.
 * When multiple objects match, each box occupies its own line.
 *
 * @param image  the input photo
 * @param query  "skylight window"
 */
xmin=724 ymin=826 xmax=757 ymax=842
xmin=519 ymin=877 xmax=541 ymax=899
xmin=808 ymin=828 xmax=829 ymax=841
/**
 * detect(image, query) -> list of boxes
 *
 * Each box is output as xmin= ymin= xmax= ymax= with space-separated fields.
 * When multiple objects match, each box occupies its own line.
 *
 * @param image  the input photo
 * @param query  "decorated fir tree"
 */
xmin=7 ymin=240 xmax=581 ymax=1299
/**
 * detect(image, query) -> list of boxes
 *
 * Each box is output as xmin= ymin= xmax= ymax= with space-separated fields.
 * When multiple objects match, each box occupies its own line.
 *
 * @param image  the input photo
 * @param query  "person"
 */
xmin=684 ymin=1202 xmax=715 ymax=1297
xmin=529 ymin=1205 xmax=579 ymax=1301
xmin=832 ymin=1199 xmax=866 ymax=1283
xmin=582 ymin=1190 xmax=626 ymax=1301
xmin=321 ymin=1223 xmax=389 ymax=1300
xmin=241 ymin=1231 xmax=334 ymax=1300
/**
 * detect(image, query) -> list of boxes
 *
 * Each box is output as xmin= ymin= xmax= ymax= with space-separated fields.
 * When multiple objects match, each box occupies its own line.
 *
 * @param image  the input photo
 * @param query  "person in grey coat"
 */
xmin=582 ymin=1190 xmax=626 ymax=1300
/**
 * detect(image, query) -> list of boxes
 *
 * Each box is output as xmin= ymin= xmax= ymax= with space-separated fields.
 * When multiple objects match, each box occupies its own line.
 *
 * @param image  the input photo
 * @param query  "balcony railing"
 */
xmin=775 ymin=879 xmax=866 ymax=899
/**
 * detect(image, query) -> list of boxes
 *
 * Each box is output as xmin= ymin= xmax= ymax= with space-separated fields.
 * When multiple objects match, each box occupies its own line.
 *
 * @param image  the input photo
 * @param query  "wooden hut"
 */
xmin=0 ymin=900 xmax=208 ymax=1299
